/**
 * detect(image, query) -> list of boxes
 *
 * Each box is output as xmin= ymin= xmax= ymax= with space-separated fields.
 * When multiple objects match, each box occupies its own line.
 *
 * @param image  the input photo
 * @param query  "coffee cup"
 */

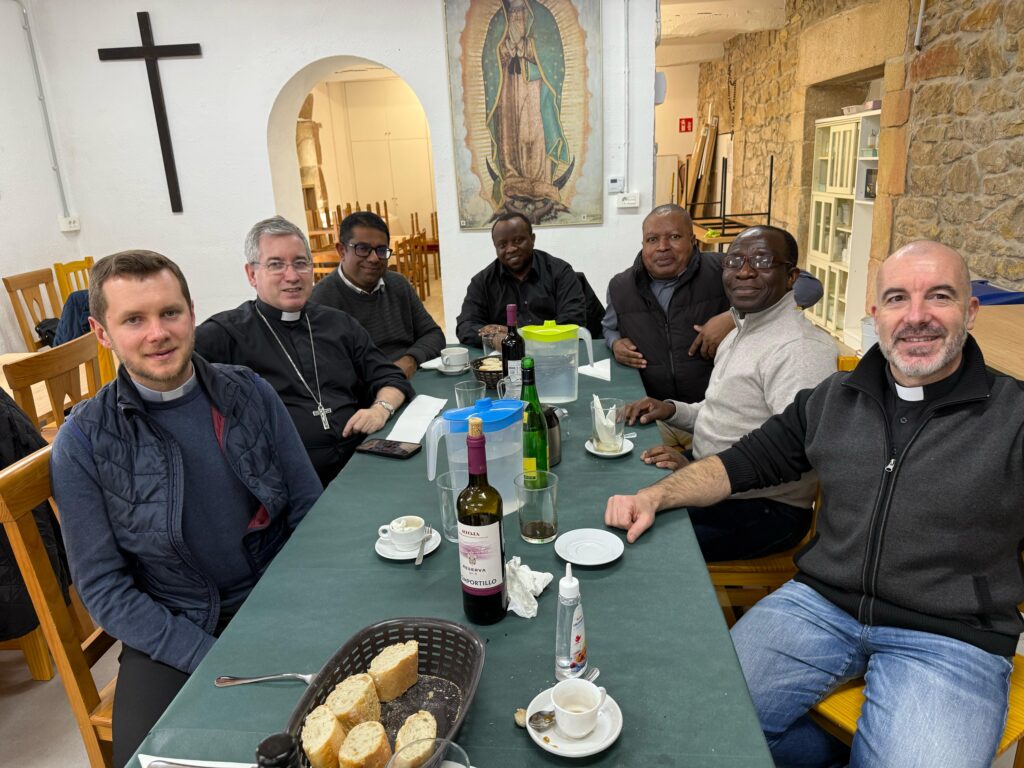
xmin=378 ymin=515 xmax=426 ymax=551
xmin=551 ymin=678 xmax=607 ymax=739
xmin=440 ymin=347 xmax=469 ymax=371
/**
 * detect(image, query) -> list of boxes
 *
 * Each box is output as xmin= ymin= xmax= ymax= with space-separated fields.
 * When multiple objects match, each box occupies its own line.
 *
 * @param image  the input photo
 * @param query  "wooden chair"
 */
xmin=0 ymin=444 xmax=116 ymax=767
xmin=3 ymin=268 xmax=63 ymax=351
xmin=53 ymin=257 xmax=94 ymax=304
xmin=810 ymin=655 xmax=1024 ymax=766
xmin=312 ymin=247 xmax=341 ymax=283
xmin=0 ymin=626 xmax=53 ymax=680
xmin=337 ymin=201 xmax=389 ymax=231
xmin=3 ymin=333 xmax=101 ymax=441
xmin=409 ymin=231 xmax=430 ymax=300
xmin=424 ymin=211 xmax=440 ymax=279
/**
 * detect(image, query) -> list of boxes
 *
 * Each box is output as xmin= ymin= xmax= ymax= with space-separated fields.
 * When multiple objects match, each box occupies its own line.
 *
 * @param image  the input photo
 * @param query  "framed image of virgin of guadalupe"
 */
xmin=444 ymin=0 xmax=603 ymax=229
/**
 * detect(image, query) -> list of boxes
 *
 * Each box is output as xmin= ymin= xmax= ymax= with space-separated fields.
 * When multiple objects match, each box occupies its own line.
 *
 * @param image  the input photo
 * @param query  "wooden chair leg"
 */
xmin=1013 ymin=740 xmax=1024 ymax=768
xmin=70 ymin=587 xmax=96 ymax=642
xmin=19 ymin=626 xmax=54 ymax=680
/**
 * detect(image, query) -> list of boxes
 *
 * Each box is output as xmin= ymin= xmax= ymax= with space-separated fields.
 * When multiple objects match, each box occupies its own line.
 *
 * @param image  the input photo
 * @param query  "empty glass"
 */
xmin=435 ymin=470 xmax=466 ymax=543
xmin=454 ymin=380 xmax=485 ymax=408
xmin=385 ymin=738 xmax=471 ymax=768
xmin=515 ymin=470 xmax=558 ymax=543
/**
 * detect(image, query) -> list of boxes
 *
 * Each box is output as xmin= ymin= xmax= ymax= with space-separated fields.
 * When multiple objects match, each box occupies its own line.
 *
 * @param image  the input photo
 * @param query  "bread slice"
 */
xmin=325 ymin=673 xmax=381 ymax=731
xmin=337 ymin=720 xmax=392 ymax=768
xmin=301 ymin=704 xmax=347 ymax=768
xmin=392 ymin=710 xmax=438 ymax=768
xmin=368 ymin=640 xmax=419 ymax=702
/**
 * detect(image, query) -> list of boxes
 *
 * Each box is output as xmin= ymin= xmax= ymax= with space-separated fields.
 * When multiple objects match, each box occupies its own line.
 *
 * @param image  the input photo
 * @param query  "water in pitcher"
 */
xmin=447 ymin=441 xmax=523 ymax=514
xmin=533 ymin=353 xmax=578 ymax=404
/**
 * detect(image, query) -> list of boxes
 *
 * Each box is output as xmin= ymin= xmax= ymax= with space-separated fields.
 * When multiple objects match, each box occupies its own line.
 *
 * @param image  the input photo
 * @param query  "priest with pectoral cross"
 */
xmin=195 ymin=217 xmax=413 ymax=485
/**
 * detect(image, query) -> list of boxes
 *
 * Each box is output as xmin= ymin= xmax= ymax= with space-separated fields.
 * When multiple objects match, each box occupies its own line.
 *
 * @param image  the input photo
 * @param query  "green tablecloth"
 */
xmin=133 ymin=352 xmax=771 ymax=767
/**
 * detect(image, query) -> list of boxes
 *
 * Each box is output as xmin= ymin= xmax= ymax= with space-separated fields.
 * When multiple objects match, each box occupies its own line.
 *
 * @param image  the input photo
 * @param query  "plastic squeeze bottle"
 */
xmin=554 ymin=563 xmax=588 ymax=680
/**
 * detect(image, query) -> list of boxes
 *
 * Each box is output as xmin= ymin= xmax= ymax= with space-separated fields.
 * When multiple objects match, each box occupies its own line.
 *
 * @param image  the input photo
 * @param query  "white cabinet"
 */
xmin=806 ymin=110 xmax=880 ymax=349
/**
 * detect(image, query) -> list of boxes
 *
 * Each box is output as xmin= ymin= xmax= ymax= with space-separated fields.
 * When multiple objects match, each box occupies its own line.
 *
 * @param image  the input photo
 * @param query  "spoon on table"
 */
xmin=214 ymin=671 xmax=314 ymax=687
xmin=527 ymin=666 xmax=601 ymax=732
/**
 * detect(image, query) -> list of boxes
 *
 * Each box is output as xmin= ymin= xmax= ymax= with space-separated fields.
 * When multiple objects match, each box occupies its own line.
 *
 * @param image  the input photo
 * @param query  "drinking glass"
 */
xmin=515 ymin=470 xmax=558 ymax=543
xmin=590 ymin=397 xmax=625 ymax=453
xmin=436 ymin=470 xmax=466 ymax=543
xmin=385 ymin=738 xmax=471 ymax=768
xmin=455 ymin=380 xmax=485 ymax=408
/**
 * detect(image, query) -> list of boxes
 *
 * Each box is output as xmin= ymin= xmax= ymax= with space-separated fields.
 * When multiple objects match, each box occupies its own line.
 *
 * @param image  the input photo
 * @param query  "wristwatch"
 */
xmin=374 ymin=400 xmax=396 ymax=419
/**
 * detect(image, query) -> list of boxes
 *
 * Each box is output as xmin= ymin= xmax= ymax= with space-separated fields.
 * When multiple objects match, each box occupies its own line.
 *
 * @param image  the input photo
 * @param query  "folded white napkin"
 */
xmin=505 ymin=556 xmax=554 ymax=618
xmin=579 ymin=358 xmax=611 ymax=381
xmin=139 ymin=755 xmax=253 ymax=768
xmin=386 ymin=394 xmax=447 ymax=443
xmin=421 ymin=356 xmax=444 ymax=370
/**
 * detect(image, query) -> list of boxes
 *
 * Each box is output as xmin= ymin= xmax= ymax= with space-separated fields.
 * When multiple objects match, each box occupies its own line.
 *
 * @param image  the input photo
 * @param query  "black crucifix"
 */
xmin=98 ymin=12 xmax=201 ymax=213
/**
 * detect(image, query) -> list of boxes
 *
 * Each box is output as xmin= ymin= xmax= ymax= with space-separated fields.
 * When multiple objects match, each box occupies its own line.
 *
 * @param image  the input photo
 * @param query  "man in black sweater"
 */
xmin=605 ymin=241 xmax=1020 ymax=766
xmin=310 ymin=211 xmax=444 ymax=378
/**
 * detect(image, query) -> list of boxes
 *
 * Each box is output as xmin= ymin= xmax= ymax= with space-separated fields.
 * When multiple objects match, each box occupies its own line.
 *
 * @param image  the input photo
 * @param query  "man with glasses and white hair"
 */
xmin=310 ymin=211 xmax=444 ymax=378
xmin=196 ymin=216 xmax=413 ymax=484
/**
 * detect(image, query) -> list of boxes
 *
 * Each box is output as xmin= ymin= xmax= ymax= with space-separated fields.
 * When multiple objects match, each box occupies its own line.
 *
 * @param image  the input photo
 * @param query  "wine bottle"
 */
xmin=520 ymin=356 xmax=549 ymax=484
xmin=457 ymin=416 xmax=508 ymax=625
xmin=501 ymin=303 xmax=525 ymax=380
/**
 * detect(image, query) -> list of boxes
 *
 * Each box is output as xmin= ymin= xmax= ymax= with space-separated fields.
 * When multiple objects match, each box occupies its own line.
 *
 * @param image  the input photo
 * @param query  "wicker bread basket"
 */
xmin=471 ymin=357 xmax=504 ymax=389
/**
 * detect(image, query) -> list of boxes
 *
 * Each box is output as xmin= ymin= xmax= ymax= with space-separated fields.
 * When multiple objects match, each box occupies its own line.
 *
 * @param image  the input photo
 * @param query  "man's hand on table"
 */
xmin=623 ymin=397 xmax=675 ymax=426
xmin=343 ymin=405 xmax=389 ymax=437
xmin=688 ymin=311 xmax=736 ymax=360
xmin=641 ymin=445 xmax=689 ymax=471
xmin=605 ymin=491 xmax=658 ymax=543
xmin=612 ymin=337 xmax=647 ymax=369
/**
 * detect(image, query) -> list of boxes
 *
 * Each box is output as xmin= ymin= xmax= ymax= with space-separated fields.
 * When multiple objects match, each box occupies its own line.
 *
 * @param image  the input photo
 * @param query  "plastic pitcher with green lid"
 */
xmin=520 ymin=320 xmax=594 ymax=403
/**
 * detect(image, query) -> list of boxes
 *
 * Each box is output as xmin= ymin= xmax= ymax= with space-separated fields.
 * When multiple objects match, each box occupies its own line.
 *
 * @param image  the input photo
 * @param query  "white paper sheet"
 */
xmin=579 ymin=359 xmax=612 ymax=381
xmin=386 ymin=394 xmax=448 ymax=444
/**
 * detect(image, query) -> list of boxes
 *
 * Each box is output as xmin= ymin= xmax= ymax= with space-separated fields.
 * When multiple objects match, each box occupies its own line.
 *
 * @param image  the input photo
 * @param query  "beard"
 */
xmin=877 ymin=319 xmax=968 ymax=381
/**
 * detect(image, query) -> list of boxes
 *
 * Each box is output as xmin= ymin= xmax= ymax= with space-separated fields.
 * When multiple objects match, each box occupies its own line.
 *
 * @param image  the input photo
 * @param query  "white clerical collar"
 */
xmin=338 ymin=266 xmax=385 ymax=295
xmin=254 ymin=297 xmax=305 ymax=322
xmin=281 ymin=310 xmax=302 ymax=321
xmin=894 ymin=382 xmax=925 ymax=401
xmin=132 ymin=370 xmax=198 ymax=402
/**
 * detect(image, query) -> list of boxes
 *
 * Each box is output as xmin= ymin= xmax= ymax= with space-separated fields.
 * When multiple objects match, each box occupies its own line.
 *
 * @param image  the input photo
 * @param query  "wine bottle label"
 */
xmin=458 ymin=520 xmax=505 ymax=596
xmin=523 ymin=455 xmax=537 ymax=478
xmin=569 ymin=605 xmax=587 ymax=673
xmin=507 ymin=359 xmax=522 ymax=378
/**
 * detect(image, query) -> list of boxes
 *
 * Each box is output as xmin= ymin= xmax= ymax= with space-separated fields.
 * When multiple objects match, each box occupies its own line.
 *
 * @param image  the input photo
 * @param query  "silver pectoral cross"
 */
xmin=313 ymin=403 xmax=333 ymax=430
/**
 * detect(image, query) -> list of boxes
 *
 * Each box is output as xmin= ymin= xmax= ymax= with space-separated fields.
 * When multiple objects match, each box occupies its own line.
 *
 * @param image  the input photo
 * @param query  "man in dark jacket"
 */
xmin=605 ymin=241 xmax=1019 ymax=766
xmin=52 ymin=250 xmax=322 ymax=767
xmin=455 ymin=213 xmax=586 ymax=348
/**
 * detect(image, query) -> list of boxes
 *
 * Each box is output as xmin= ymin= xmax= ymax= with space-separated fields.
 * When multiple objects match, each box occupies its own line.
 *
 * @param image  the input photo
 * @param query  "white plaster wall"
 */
xmin=655 ymin=63 xmax=699 ymax=161
xmin=0 ymin=0 xmax=656 ymax=349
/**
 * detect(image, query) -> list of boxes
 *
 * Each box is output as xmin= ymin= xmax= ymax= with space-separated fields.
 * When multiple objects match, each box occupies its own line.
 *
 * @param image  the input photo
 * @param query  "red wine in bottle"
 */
xmin=501 ymin=303 xmax=525 ymax=379
xmin=457 ymin=416 xmax=508 ymax=625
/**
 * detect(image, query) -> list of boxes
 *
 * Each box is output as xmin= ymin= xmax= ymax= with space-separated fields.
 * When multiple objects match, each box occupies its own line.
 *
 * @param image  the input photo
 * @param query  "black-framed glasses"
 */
xmin=347 ymin=242 xmax=392 ymax=260
xmin=722 ymin=253 xmax=793 ymax=271
xmin=258 ymin=259 xmax=313 ymax=275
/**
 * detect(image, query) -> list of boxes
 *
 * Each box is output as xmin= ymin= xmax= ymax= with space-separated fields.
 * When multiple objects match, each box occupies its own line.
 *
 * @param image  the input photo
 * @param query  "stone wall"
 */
xmin=897 ymin=0 xmax=1024 ymax=286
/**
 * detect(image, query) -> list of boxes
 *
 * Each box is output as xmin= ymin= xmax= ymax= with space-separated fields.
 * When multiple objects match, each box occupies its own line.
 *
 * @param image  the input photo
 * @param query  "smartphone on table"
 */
xmin=354 ymin=439 xmax=422 ymax=460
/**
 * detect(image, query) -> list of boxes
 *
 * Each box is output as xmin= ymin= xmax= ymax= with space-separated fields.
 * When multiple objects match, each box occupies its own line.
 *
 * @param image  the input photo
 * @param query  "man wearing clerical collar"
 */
xmin=309 ymin=210 xmax=444 ymax=378
xmin=196 ymin=216 xmax=413 ymax=485
xmin=607 ymin=241 xmax=1024 ymax=766
xmin=617 ymin=226 xmax=837 ymax=562
xmin=51 ymin=250 xmax=322 ymax=766
xmin=455 ymin=212 xmax=587 ymax=349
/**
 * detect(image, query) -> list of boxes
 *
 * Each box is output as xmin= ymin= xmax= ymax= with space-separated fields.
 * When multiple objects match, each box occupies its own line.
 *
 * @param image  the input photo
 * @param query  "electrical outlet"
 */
xmin=59 ymin=216 xmax=81 ymax=232
xmin=616 ymin=192 xmax=640 ymax=209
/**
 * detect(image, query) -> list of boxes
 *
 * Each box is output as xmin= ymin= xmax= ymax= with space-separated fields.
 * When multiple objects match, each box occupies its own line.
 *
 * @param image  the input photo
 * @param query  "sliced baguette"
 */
xmin=337 ymin=720 xmax=392 ymax=768
xmin=325 ymin=673 xmax=381 ymax=731
xmin=368 ymin=640 xmax=419 ymax=702
xmin=392 ymin=710 xmax=438 ymax=768
xmin=301 ymin=704 xmax=347 ymax=768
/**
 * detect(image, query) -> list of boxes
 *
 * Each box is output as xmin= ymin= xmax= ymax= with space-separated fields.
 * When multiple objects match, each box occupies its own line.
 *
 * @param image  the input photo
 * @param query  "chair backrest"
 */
xmin=3 ymin=333 xmax=101 ymax=428
xmin=0 ymin=444 xmax=114 ymax=767
xmin=429 ymin=211 xmax=439 ymax=242
xmin=53 ymin=257 xmax=95 ymax=304
xmin=3 ymin=269 xmax=63 ymax=351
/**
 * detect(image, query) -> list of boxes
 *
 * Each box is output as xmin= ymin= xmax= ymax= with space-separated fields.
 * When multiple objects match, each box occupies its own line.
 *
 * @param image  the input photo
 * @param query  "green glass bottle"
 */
xmin=520 ymin=357 xmax=549 ymax=484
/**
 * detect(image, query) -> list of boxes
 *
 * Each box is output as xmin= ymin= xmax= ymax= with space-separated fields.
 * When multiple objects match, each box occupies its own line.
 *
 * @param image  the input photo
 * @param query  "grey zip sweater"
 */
xmin=720 ymin=336 xmax=1024 ymax=655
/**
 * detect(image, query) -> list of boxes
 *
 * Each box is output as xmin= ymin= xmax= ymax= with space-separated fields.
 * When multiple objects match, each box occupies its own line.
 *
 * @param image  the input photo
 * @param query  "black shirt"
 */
xmin=195 ymin=299 xmax=414 ymax=484
xmin=455 ymin=249 xmax=587 ymax=346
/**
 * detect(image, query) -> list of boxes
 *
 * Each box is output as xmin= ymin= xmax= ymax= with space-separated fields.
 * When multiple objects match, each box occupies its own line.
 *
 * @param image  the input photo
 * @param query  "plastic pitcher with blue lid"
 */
xmin=426 ymin=397 xmax=526 ymax=512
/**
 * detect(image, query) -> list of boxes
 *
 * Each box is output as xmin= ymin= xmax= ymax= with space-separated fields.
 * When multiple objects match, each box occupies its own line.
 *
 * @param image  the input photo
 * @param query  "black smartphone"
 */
xmin=354 ymin=438 xmax=422 ymax=459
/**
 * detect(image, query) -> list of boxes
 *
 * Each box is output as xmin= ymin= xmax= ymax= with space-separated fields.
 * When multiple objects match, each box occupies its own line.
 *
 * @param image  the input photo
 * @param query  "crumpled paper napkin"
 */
xmin=505 ymin=556 xmax=554 ymax=618
xmin=591 ymin=392 xmax=618 ymax=446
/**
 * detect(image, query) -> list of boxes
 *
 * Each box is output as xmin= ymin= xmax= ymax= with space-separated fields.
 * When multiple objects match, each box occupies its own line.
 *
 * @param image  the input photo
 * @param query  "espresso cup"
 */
xmin=378 ymin=515 xmax=425 ymax=550
xmin=551 ymin=678 xmax=607 ymax=739
xmin=441 ymin=347 xmax=469 ymax=370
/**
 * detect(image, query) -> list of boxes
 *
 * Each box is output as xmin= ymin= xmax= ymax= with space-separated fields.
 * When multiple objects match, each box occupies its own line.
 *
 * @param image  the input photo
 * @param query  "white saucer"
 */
xmin=525 ymin=687 xmax=623 ymax=758
xmin=555 ymin=529 xmax=625 ymax=566
xmin=437 ymin=364 xmax=471 ymax=376
xmin=374 ymin=529 xmax=441 ymax=561
xmin=584 ymin=438 xmax=634 ymax=458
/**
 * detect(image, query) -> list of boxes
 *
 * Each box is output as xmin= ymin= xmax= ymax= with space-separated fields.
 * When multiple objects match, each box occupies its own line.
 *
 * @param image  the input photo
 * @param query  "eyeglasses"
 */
xmin=347 ymin=242 xmax=393 ymax=260
xmin=258 ymin=259 xmax=313 ymax=275
xmin=722 ymin=253 xmax=793 ymax=271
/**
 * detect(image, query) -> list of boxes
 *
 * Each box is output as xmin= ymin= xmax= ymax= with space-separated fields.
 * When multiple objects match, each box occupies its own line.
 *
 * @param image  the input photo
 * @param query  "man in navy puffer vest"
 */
xmin=52 ymin=251 xmax=322 ymax=767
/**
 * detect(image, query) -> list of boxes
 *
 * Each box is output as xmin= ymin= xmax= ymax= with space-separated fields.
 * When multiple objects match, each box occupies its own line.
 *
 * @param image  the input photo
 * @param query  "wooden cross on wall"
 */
xmin=98 ymin=12 xmax=201 ymax=213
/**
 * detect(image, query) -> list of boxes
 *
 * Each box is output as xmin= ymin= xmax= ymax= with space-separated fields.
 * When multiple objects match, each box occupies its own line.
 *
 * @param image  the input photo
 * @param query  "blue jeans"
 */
xmin=731 ymin=581 xmax=1012 ymax=768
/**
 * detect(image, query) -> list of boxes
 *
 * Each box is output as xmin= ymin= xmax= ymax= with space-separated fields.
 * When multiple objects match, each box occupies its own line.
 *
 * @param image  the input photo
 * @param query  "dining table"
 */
xmin=131 ymin=350 xmax=772 ymax=767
